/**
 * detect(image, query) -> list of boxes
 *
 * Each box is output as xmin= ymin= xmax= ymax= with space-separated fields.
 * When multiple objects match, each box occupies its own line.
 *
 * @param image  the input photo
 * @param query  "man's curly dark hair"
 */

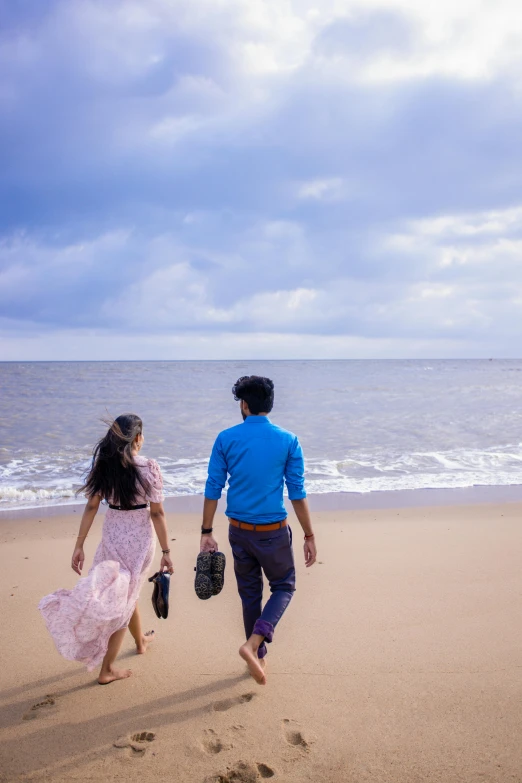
xmin=232 ymin=375 xmax=274 ymax=415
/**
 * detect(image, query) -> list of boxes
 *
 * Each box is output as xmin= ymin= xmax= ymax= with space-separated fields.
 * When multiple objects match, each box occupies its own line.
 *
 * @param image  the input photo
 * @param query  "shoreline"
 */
xmin=2 ymin=482 xmax=522 ymax=520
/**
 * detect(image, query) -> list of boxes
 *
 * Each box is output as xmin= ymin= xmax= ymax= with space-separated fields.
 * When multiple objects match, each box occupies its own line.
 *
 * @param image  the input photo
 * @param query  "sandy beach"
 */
xmin=1 ymin=501 xmax=521 ymax=782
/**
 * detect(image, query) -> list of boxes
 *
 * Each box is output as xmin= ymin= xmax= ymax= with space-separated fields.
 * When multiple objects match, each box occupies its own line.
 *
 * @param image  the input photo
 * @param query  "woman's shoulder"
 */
xmin=134 ymin=455 xmax=163 ymax=500
xmin=134 ymin=455 xmax=161 ymax=474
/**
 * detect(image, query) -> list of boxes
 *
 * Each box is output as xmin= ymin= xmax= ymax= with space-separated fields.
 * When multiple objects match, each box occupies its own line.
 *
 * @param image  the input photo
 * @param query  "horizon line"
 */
xmin=0 ymin=358 xmax=512 ymax=364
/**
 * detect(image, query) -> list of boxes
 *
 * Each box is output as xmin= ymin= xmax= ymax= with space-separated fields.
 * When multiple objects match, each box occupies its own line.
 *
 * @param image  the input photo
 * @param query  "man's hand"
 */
xmin=200 ymin=534 xmax=219 ymax=553
xmin=200 ymin=498 xmax=219 ymax=552
xmin=290 ymin=498 xmax=316 ymax=567
xmin=304 ymin=537 xmax=317 ymax=567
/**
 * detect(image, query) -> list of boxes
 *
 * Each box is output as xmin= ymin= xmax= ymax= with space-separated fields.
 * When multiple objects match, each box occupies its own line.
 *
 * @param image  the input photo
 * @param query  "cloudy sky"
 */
xmin=1 ymin=0 xmax=522 ymax=360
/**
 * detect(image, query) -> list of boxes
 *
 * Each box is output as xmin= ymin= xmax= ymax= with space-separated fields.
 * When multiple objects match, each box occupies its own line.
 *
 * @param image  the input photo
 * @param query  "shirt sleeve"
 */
xmin=146 ymin=459 xmax=165 ymax=503
xmin=204 ymin=435 xmax=228 ymax=500
xmin=284 ymin=436 xmax=307 ymax=500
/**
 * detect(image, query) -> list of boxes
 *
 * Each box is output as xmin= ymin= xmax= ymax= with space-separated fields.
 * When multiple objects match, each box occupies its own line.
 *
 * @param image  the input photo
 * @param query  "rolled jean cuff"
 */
xmin=253 ymin=619 xmax=274 ymax=644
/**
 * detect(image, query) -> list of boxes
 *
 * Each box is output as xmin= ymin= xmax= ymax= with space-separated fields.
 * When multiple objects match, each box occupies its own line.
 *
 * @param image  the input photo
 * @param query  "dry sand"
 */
xmin=1 ymin=502 xmax=521 ymax=782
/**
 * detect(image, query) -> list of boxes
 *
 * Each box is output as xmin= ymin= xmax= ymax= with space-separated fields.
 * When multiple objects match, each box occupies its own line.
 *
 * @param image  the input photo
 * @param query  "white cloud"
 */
xmin=0 ymin=230 xmax=133 ymax=297
xmin=0 ymin=326 xmax=491 ymax=361
xmin=418 ymin=285 xmax=454 ymax=299
xmin=149 ymin=114 xmax=204 ymax=141
xmin=143 ymin=0 xmax=522 ymax=86
xmin=18 ymin=0 xmax=521 ymax=95
xmin=297 ymin=178 xmax=346 ymax=201
xmin=311 ymin=1 xmax=522 ymax=85
xmin=408 ymin=205 xmax=522 ymax=238
xmin=385 ymin=206 xmax=522 ymax=283
xmin=215 ymin=0 xmax=522 ymax=84
xmin=2 ymin=204 xmax=522 ymax=349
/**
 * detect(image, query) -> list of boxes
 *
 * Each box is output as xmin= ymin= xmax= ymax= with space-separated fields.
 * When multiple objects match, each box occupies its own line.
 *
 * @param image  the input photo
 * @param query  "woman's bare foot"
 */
xmin=136 ymin=630 xmax=155 ymax=655
xmin=239 ymin=643 xmax=267 ymax=685
xmin=97 ymin=668 xmax=132 ymax=685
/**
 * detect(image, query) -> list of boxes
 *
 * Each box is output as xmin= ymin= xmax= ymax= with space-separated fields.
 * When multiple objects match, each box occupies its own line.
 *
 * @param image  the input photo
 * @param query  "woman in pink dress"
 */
xmin=39 ymin=414 xmax=174 ymax=684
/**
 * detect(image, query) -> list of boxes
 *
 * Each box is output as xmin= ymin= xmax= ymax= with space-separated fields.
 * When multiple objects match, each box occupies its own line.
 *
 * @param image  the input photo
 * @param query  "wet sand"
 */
xmin=1 ymin=502 xmax=521 ymax=782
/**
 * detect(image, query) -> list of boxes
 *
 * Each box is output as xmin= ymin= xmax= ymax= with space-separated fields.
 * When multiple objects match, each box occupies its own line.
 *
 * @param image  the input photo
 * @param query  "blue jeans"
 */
xmin=229 ymin=523 xmax=296 ymax=659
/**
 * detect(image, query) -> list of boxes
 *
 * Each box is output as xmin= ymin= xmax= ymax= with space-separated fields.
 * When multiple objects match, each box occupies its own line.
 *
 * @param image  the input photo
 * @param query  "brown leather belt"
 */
xmin=229 ymin=518 xmax=288 ymax=532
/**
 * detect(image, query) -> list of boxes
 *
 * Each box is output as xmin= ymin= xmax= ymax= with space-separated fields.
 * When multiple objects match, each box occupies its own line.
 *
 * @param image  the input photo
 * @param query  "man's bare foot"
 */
xmin=136 ymin=630 xmax=155 ymax=655
xmin=239 ymin=644 xmax=267 ymax=685
xmin=244 ymin=657 xmax=266 ymax=675
xmin=98 ymin=668 xmax=132 ymax=685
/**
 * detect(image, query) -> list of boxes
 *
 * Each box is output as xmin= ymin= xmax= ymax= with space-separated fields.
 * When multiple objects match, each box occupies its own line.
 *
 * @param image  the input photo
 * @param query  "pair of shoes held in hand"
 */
xmin=148 ymin=550 xmax=226 ymax=617
xmin=194 ymin=551 xmax=226 ymax=600
xmin=148 ymin=571 xmax=170 ymax=619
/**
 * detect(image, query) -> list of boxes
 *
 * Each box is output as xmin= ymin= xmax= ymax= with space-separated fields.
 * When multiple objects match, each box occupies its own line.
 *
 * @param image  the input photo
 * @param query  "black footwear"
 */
xmin=194 ymin=552 xmax=213 ymax=600
xmin=148 ymin=571 xmax=170 ymax=619
xmin=210 ymin=551 xmax=226 ymax=596
xmin=149 ymin=576 xmax=160 ymax=619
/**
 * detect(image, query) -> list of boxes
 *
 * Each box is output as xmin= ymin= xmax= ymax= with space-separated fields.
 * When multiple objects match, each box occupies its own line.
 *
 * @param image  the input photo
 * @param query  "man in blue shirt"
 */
xmin=200 ymin=375 xmax=317 ymax=686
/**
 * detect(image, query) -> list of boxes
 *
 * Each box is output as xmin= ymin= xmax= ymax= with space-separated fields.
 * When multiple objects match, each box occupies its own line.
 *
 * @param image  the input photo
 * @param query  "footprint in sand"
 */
xmin=282 ymin=719 xmax=309 ymax=750
xmin=113 ymin=731 xmax=156 ymax=755
xmin=22 ymin=694 xmax=57 ymax=721
xmin=212 ymin=693 xmax=256 ymax=712
xmin=205 ymin=760 xmax=275 ymax=782
xmin=202 ymin=728 xmax=227 ymax=755
xmin=256 ymin=763 xmax=275 ymax=778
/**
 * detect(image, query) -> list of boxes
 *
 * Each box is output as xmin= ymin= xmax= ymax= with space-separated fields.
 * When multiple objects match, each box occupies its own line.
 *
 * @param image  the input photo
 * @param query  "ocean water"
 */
xmin=1 ymin=360 xmax=522 ymax=510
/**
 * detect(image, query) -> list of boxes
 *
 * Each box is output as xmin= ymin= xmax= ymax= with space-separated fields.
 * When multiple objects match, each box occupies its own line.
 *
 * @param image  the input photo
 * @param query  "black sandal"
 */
xmin=194 ymin=552 xmax=213 ymax=600
xmin=148 ymin=571 xmax=170 ymax=618
xmin=149 ymin=575 xmax=160 ymax=619
xmin=210 ymin=551 xmax=226 ymax=596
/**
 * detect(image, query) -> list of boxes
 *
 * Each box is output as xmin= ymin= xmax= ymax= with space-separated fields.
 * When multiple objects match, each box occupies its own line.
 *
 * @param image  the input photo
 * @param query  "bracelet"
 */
xmin=162 ymin=549 xmax=171 ymax=554
xmin=304 ymin=533 xmax=315 ymax=539
xmin=201 ymin=527 xmax=213 ymax=535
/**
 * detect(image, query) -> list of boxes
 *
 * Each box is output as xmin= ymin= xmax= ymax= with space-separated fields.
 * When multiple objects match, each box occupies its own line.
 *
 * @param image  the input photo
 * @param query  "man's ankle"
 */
xmin=248 ymin=633 xmax=264 ymax=649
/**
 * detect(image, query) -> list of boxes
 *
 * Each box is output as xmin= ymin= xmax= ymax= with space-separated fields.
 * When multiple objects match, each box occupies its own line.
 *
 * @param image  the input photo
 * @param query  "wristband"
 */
xmin=201 ymin=527 xmax=213 ymax=535
xmin=304 ymin=533 xmax=315 ymax=539
xmin=162 ymin=549 xmax=171 ymax=554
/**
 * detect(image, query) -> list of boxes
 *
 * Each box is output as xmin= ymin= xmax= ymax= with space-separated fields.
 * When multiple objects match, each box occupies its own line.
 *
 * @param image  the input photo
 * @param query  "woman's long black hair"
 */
xmin=78 ymin=414 xmax=150 ymax=509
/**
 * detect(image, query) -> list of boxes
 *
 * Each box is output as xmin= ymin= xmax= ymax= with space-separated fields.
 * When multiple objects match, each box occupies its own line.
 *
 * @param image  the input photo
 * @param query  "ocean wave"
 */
xmin=1 ymin=445 xmax=522 ymax=510
xmin=0 ymin=486 xmax=77 ymax=506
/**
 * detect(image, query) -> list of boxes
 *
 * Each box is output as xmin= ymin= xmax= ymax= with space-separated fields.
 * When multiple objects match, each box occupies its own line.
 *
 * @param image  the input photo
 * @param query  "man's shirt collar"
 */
xmin=244 ymin=415 xmax=271 ymax=424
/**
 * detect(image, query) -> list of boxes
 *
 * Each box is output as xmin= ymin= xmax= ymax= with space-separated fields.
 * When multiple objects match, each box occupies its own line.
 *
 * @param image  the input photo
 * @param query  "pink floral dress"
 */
xmin=39 ymin=457 xmax=164 ymax=671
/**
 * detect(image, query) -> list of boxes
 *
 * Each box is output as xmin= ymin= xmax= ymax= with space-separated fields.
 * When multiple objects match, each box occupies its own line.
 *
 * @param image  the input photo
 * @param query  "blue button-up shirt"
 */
xmin=204 ymin=415 xmax=306 ymax=524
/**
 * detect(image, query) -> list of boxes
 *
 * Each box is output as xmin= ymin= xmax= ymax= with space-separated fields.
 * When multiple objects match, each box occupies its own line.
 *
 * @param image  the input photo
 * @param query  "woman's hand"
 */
xmin=160 ymin=553 xmax=174 ymax=574
xmin=71 ymin=546 xmax=85 ymax=575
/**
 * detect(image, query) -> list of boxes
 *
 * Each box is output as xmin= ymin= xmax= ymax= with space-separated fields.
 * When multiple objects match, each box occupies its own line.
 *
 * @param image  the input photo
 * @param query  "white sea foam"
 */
xmin=0 ymin=486 xmax=78 ymax=509
xmin=1 ymin=446 xmax=522 ymax=510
